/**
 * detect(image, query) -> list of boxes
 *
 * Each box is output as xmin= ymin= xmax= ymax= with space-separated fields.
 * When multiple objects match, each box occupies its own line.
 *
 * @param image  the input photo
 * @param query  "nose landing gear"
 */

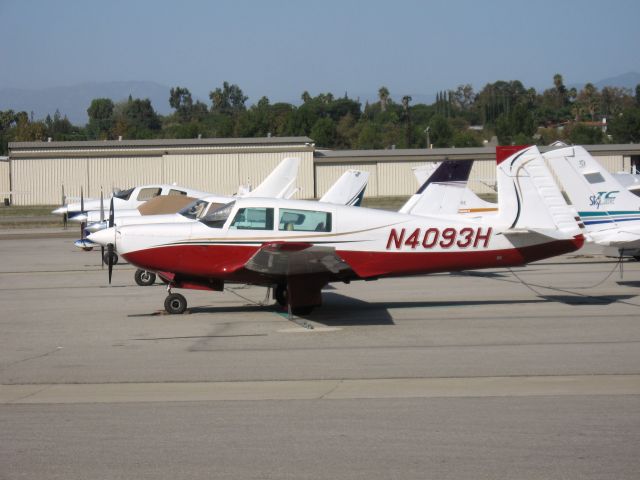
xmin=135 ymin=269 xmax=156 ymax=286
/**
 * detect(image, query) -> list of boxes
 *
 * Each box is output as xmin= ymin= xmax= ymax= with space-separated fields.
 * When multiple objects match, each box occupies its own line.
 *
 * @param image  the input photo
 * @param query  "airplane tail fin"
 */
xmin=495 ymin=145 xmax=581 ymax=238
xmin=399 ymin=160 xmax=473 ymax=215
xmin=544 ymin=146 xmax=640 ymax=233
xmin=319 ymin=169 xmax=369 ymax=206
xmin=245 ymin=157 xmax=300 ymax=199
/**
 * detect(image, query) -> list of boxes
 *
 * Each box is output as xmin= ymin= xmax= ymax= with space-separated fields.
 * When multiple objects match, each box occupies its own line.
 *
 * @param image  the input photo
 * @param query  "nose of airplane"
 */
xmin=88 ymin=227 xmax=116 ymax=247
xmin=52 ymin=206 xmax=68 ymax=215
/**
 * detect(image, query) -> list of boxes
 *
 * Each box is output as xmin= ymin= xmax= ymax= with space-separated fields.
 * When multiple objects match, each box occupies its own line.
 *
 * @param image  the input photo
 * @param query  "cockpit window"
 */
xmin=584 ymin=172 xmax=605 ymax=184
xmin=113 ymin=187 xmax=134 ymax=201
xmin=278 ymin=208 xmax=331 ymax=232
xmin=137 ymin=187 xmax=162 ymax=201
xmin=201 ymin=202 xmax=235 ymax=228
xmin=169 ymin=189 xmax=187 ymax=196
xmin=178 ymin=199 xmax=209 ymax=220
xmin=230 ymin=207 xmax=274 ymax=230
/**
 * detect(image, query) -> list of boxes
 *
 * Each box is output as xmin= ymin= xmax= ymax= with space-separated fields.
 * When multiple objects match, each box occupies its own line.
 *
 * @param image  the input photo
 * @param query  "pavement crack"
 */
xmin=320 ymin=379 xmax=344 ymax=399
xmin=0 ymin=346 xmax=63 ymax=372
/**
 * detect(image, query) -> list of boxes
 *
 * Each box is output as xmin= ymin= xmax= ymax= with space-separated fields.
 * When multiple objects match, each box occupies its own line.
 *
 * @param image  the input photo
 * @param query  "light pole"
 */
xmin=424 ymin=127 xmax=431 ymax=149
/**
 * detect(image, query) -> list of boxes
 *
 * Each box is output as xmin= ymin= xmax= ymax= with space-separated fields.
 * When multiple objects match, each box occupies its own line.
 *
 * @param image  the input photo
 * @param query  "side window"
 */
xmin=278 ymin=208 xmax=331 ymax=232
xmin=230 ymin=207 xmax=274 ymax=230
xmin=169 ymin=189 xmax=187 ymax=196
xmin=137 ymin=187 xmax=162 ymax=201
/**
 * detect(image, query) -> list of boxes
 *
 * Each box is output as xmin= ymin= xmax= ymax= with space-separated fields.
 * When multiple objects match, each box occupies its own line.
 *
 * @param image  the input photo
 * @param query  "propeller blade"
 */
xmin=108 ymin=197 xmax=114 ymax=228
xmin=61 ymin=184 xmax=66 ymax=206
xmin=80 ymin=221 xmax=85 ymax=240
xmin=80 ymin=186 xmax=84 ymax=213
xmin=100 ymin=188 xmax=104 ymax=223
xmin=108 ymin=243 xmax=114 ymax=284
xmin=63 ymin=212 xmax=67 ymax=230
xmin=101 ymin=245 xmax=105 ymax=269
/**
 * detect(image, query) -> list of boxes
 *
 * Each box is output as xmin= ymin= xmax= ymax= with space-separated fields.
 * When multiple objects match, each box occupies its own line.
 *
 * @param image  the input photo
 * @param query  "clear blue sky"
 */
xmin=1 ymin=0 xmax=639 ymax=102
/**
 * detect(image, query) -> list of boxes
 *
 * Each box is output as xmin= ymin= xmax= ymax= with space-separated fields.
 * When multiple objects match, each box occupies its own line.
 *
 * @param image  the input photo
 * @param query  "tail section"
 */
xmin=544 ymin=146 xmax=640 ymax=233
xmin=319 ymin=169 xmax=369 ymax=206
xmin=399 ymin=160 xmax=473 ymax=215
xmin=244 ymin=157 xmax=300 ymax=199
xmin=495 ymin=145 xmax=581 ymax=238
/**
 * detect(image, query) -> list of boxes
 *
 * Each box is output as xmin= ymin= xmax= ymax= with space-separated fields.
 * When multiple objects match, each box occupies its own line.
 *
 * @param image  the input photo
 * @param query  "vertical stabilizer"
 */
xmin=245 ymin=157 xmax=300 ymax=199
xmin=496 ymin=146 xmax=580 ymax=236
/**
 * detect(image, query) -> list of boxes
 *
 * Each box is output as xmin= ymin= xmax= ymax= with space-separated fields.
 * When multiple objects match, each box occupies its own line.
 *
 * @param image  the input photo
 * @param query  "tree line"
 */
xmin=1 ymin=74 xmax=640 ymax=156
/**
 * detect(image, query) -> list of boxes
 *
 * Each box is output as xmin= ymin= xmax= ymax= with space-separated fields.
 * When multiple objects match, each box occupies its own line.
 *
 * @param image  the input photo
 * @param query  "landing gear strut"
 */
xmin=134 ymin=269 xmax=156 ymax=286
xmin=274 ymin=284 xmax=287 ymax=306
xmin=164 ymin=292 xmax=187 ymax=314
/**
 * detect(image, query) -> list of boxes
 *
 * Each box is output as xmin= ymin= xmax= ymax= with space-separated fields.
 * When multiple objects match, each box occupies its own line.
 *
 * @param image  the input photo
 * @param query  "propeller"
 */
xmin=79 ymin=186 xmax=86 ymax=240
xmin=100 ymin=189 xmax=105 ymax=269
xmin=108 ymin=196 xmax=115 ymax=284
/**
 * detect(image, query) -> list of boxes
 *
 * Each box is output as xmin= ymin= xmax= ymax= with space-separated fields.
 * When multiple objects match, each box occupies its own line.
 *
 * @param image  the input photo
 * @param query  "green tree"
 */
xmin=310 ymin=117 xmax=337 ymax=147
xmin=169 ymin=86 xmax=194 ymax=121
xmin=565 ymin=124 xmax=604 ymax=144
xmin=209 ymin=81 xmax=248 ymax=114
xmin=428 ymin=114 xmax=453 ymax=147
xmin=608 ymin=108 xmax=640 ymax=143
xmin=87 ymin=98 xmax=114 ymax=139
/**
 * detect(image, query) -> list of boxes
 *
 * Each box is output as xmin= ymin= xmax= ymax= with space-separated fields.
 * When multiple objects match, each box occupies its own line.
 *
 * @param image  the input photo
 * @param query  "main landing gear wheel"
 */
xmin=274 ymin=284 xmax=287 ymax=306
xmin=134 ymin=269 xmax=156 ymax=286
xmin=164 ymin=293 xmax=187 ymax=314
xmin=103 ymin=251 xmax=118 ymax=265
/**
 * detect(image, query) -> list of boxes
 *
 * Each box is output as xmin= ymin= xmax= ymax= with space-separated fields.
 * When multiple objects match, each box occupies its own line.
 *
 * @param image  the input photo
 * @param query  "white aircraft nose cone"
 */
xmin=88 ymin=227 xmax=116 ymax=247
xmin=52 ymin=206 xmax=67 ymax=215
xmin=69 ymin=213 xmax=88 ymax=223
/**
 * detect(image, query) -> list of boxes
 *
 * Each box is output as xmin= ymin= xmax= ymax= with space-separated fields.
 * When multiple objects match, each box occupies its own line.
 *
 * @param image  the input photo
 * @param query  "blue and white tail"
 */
xmin=544 ymin=146 xmax=640 ymax=235
xmin=320 ymin=169 xmax=369 ymax=206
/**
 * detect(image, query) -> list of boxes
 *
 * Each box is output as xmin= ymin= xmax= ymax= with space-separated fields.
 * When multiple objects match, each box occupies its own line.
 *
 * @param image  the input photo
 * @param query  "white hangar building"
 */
xmin=6 ymin=137 xmax=640 ymax=205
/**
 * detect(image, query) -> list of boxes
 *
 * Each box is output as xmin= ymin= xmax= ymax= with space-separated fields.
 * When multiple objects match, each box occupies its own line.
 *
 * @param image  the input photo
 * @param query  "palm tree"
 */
xmin=378 ymin=86 xmax=390 ymax=112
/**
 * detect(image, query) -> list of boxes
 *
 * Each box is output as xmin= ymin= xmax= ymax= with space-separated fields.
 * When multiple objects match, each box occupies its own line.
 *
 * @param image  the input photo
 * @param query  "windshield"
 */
xmin=113 ymin=187 xmax=134 ymax=201
xmin=178 ymin=199 xmax=209 ymax=220
xmin=200 ymin=201 xmax=235 ymax=228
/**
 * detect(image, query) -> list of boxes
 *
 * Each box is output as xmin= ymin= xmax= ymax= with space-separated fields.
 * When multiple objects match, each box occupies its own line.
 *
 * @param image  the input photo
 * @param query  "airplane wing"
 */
xmin=137 ymin=195 xmax=198 ymax=215
xmin=242 ymin=242 xmax=352 ymax=276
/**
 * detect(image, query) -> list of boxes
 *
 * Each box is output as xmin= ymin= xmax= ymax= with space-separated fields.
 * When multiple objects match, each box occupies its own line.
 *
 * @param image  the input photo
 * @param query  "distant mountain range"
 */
xmin=1 ymin=72 xmax=638 ymax=126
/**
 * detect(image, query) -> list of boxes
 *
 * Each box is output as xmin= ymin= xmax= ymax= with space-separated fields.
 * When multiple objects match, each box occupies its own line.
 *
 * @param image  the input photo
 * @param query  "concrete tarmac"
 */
xmin=1 ymin=235 xmax=640 ymax=479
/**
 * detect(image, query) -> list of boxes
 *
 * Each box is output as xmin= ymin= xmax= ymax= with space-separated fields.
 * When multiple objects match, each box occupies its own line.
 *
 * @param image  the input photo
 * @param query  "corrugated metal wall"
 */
xmin=164 ymin=154 xmax=238 ymax=195
xmin=10 ymin=149 xmax=314 ymax=205
xmin=88 ymin=156 xmax=164 ymax=198
xmin=0 ymin=161 xmax=10 ymax=200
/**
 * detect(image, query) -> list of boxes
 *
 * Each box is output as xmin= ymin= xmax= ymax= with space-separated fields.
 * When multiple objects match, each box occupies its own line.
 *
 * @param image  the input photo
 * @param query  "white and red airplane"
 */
xmin=88 ymin=146 xmax=584 ymax=315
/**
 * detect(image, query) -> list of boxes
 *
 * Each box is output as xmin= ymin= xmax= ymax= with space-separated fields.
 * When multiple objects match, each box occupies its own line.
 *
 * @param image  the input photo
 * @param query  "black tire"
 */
xmin=103 ymin=251 xmax=118 ymax=265
xmin=274 ymin=284 xmax=287 ymax=306
xmin=164 ymin=293 xmax=187 ymax=314
xmin=134 ymin=269 xmax=156 ymax=286
xmin=292 ymin=305 xmax=314 ymax=316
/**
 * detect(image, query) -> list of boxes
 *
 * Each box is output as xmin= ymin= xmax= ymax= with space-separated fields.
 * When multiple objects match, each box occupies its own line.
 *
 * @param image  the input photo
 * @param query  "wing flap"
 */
xmin=243 ymin=242 xmax=352 ymax=276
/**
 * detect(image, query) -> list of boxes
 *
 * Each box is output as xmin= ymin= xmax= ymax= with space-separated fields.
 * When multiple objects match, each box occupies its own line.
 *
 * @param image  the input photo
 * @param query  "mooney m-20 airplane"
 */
xmin=88 ymin=146 xmax=584 ymax=315
xmin=94 ymin=169 xmax=370 ymax=286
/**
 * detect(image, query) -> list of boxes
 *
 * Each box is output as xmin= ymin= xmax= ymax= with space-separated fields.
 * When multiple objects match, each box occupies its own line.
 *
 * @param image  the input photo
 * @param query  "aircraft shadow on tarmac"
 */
xmin=538 ymin=294 xmax=637 ymax=306
xmin=617 ymin=280 xmax=640 ymax=288
xmin=126 ymin=291 xmax=637 ymax=323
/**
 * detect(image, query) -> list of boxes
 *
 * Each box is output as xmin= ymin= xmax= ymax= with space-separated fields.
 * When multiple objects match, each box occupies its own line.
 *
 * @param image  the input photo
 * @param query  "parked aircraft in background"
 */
xmin=411 ymin=163 xmax=497 ymax=215
xmin=544 ymin=146 xmax=640 ymax=260
xmin=88 ymin=146 xmax=583 ymax=315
